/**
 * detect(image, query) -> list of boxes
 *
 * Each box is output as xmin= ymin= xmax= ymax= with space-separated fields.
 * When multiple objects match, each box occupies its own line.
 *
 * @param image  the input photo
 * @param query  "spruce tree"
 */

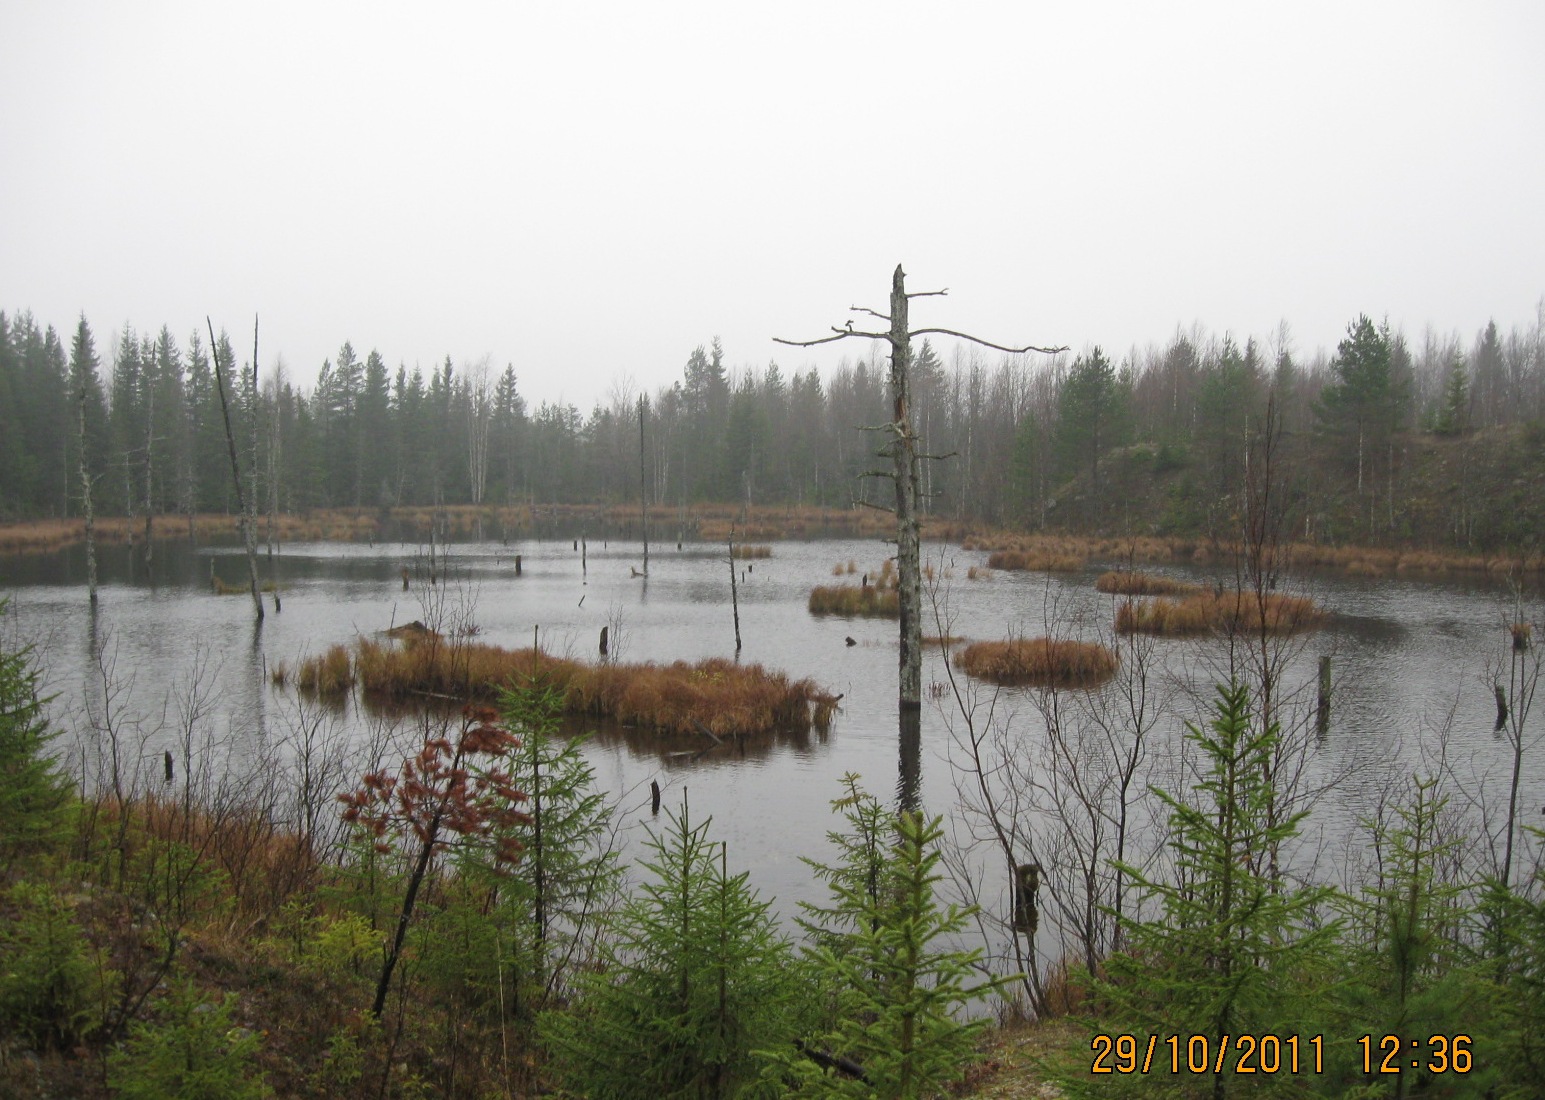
xmin=433 ymin=680 xmax=623 ymax=1030
xmin=1070 ymin=681 xmax=1338 ymax=1099
xmin=1329 ymin=776 xmax=1486 ymax=1098
xmin=540 ymin=797 xmax=804 ymax=1099
xmin=0 ymin=599 xmax=72 ymax=871
xmin=1432 ymin=357 xmax=1471 ymax=436
xmin=1490 ymin=853 xmax=1545 ymax=1096
xmin=769 ymin=776 xmax=1006 ymax=1098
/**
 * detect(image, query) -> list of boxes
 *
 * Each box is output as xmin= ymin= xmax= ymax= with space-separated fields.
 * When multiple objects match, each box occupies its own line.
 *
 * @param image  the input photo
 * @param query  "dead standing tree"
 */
xmin=207 ymin=317 xmax=265 ymax=623
xmin=777 ymin=265 xmax=1062 ymax=708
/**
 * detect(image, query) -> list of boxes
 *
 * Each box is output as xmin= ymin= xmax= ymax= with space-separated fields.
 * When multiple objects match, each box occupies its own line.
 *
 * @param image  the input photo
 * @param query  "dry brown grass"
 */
xmin=347 ymin=636 xmax=838 ymax=736
xmin=966 ymin=532 xmax=1180 ymax=566
xmin=808 ymin=585 xmax=900 ymax=617
xmin=295 ymin=644 xmax=354 ymax=695
xmin=91 ymin=794 xmax=317 ymax=925
xmin=1115 ymin=590 xmax=1326 ymax=637
xmin=954 ymin=637 xmax=1118 ymax=688
xmin=731 ymin=544 xmax=772 ymax=559
xmin=987 ymin=549 xmax=1085 ymax=573
xmin=962 ymin=528 xmax=1545 ymax=579
xmin=1093 ymin=570 xmax=1200 ymax=596
xmin=1514 ymin=622 xmax=1533 ymax=651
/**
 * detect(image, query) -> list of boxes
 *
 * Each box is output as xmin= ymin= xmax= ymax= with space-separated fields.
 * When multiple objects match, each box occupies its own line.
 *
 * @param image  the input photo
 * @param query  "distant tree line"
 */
xmin=2 ymin=307 xmax=1543 ymax=546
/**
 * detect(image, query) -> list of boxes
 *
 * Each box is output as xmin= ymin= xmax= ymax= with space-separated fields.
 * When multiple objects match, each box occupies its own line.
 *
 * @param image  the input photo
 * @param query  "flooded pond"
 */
xmin=4 ymin=533 xmax=1541 ymax=972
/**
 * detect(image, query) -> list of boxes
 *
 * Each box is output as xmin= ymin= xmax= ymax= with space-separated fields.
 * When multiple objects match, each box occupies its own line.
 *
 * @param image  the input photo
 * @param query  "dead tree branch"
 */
xmin=907 ymin=327 xmax=1068 ymax=355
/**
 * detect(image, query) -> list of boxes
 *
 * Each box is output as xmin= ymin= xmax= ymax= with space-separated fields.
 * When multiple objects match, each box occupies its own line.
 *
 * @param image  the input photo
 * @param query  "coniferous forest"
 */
xmin=3 ymin=307 xmax=1545 ymax=549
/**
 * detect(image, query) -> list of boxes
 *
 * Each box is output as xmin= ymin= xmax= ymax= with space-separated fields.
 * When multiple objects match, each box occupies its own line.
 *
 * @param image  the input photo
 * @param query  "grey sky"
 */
xmin=3 ymin=1 xmax=1542 ymax=408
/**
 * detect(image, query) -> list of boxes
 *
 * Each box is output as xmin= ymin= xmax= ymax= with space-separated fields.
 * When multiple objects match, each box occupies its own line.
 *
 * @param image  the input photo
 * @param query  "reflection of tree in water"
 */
xmin=580 ymin=713 xmax=828 ymax=769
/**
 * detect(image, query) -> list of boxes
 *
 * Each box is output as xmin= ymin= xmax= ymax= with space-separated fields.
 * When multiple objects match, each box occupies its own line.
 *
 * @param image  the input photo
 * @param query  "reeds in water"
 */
xmin=731 ymin=545 xmax=772 ymax=559
xmin=807 ymin=585 xmax=900 ymax=618
xmin=987 ymin=548 xmax=1085 ymax=573
xmin=1115 ymin=591 xmax=1325 ymax=637
xmin=295 ymin=644 xmax=355 ymax=695
xmin=954 ymin=637 xmax=1118 ymax=688
xmin=1094 ymin=570 xmax=1200 ymax=596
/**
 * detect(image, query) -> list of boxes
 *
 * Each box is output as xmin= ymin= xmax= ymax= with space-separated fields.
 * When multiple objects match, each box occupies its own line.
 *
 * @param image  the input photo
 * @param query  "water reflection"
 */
xmin=573 ymin=714 xmax=824 ymax=769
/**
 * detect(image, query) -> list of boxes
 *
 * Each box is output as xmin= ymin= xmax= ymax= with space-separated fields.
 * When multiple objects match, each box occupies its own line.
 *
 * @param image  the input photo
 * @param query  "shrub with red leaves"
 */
xmin=339 ymin=704 xmax=531 ymax=1017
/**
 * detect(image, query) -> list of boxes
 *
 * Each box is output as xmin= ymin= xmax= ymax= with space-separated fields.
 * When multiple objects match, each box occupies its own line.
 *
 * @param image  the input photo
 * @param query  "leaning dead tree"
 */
xmin=206 ymin=316 xmax=265 ymax=623
xmin=777 ymin=265 xmax=1062 ymax=709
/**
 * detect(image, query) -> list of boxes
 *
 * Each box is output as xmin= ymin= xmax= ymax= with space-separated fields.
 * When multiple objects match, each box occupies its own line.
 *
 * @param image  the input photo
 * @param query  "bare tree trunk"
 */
xmin=639 ymin=396 xmax=649 ymax=576
xmin=775 ymin=264 xmax=1062 ymax=712
xmin=248 ymin=318 xmax=261 ymax=563
xmin=728 ymin=526 xmax=742 ymax=653
xmin=266 ymin=374 xmax=281 ymax=557
xmin=888 ymin=266 xmax=923 ymax=711
xmin=206 ymin=316 xmax=264 ymax=623
xmin=143 ymin=378 xmax=155 ymax=567
xmin=79 ymin=383 xmax=98 ymax=605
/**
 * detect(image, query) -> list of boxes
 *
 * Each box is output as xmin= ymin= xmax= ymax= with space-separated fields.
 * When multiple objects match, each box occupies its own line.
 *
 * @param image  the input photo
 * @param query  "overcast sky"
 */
xmin=3 ymin=1 xmax=1542 ymax=408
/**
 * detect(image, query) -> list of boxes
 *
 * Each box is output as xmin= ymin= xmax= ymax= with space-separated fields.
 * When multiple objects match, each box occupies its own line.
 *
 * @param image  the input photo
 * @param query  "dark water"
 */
xmin=3 ymin=534 xmax=1540 ymax=963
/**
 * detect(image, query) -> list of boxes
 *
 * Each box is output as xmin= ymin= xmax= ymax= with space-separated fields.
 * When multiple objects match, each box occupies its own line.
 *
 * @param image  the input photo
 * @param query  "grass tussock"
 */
xmin=731 ymin=545 xmax=772 ymax=559
xmin=295 ymin=644 xmax=355 ymax=694
xmin=1115 ymin=590 xmax=1326 ymax=637
xmin=954 ymin=637 xmax=1118 ymax=688
xmin=347 ymin=636 xmax=838 ymax=737
xmin=1094 ymin=570 xmax=1200 ymax=596
xmin=808 ymin=585 xmax=900 ymax=618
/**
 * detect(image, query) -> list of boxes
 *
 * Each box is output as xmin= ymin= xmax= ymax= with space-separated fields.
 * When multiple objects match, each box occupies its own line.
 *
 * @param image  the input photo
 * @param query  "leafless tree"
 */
xmin=206 ymin=316 xmax=264 ymax=622
xmin=777 ymin=265 xmax=1063 ymax=709
xmin=465 ymin=356 xmax=494 ymax=508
